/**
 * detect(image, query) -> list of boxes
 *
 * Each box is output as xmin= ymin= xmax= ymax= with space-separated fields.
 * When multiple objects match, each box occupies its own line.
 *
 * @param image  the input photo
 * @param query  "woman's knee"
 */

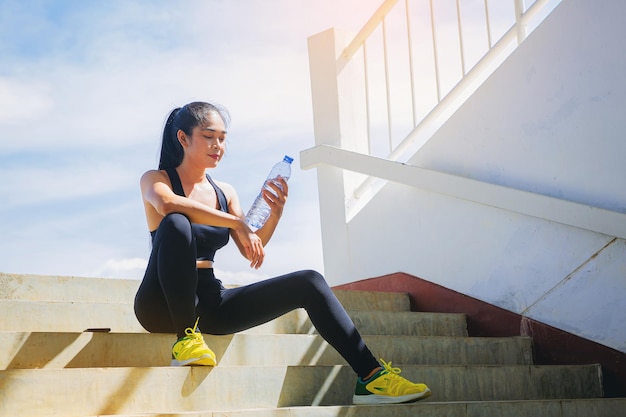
xmin=295 ymin=269 xmax=329 ymax=292
xmin=156 ymin=213 xmax=193 ymax=241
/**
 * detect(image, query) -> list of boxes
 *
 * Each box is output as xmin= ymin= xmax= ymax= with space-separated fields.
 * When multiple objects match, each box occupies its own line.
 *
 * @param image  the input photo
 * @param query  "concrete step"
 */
xmin=0 ymin=273 xmax=141 ymax=303
xmin=0 ymin=300 xmax=467 ymax=335
xmin=80 ymin=398 xmax=626 ymax=417
xmin=0 ymin=332 xmax=533 ymax=369
xmin=0 ymin=273 xmax=410 ymax=311
xmin=5 ymin=272 xmax=620 ymax=417
xmin=0 ymin=364 xmax=604 ymax=416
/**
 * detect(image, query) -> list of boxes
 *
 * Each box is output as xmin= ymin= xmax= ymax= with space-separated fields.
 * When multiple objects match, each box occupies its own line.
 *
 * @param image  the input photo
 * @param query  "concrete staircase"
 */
xmin=1 ymin=273 xmax=624 ymax=416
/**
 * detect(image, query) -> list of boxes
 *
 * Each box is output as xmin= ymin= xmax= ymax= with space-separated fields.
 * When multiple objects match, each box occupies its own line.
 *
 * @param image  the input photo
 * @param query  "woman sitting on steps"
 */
xmin=133 ymin=101 xmax=431 ymax=405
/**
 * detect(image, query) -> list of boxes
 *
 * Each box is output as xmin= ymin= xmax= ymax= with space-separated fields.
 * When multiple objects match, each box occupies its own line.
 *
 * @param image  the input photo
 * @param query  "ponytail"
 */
xmin=158 ymin=107 xmax=183 ymax=170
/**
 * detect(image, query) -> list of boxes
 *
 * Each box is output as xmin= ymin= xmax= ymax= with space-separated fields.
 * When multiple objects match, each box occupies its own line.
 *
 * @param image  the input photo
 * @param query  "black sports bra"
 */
xmin=150 ymin=168 xmax=230 ymax=261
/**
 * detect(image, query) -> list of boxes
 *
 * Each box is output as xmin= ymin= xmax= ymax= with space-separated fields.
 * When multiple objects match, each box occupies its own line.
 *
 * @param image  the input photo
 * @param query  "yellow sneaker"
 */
xmin=353 ymin=359 xmax=431 ymax=405
xmin=170 ymin=318 xmax=217 ymax=366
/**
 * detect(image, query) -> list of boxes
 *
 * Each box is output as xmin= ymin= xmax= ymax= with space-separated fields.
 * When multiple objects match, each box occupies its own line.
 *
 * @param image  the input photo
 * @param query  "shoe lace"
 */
xmin=183 ymin=317 xmax=203 ymax=344
xmin=378 ymin=358 xmax=413 ymax=394
xmin=380 ymin=358 xmax=402 ymax=376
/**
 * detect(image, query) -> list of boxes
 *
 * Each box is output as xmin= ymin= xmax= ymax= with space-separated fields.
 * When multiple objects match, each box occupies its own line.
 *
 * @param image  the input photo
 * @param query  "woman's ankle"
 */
xmin=362 ymin=366 xmax=382 ymax=381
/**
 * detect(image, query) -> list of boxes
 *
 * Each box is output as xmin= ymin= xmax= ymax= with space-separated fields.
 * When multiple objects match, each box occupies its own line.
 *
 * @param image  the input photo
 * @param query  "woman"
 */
xmin=133 ymin=101 xmax=431 ymax=405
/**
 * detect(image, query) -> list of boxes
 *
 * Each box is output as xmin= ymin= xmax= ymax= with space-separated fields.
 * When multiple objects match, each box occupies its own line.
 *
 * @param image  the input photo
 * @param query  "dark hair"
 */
xmin=158 ymin=101 xmax=231 ymax=170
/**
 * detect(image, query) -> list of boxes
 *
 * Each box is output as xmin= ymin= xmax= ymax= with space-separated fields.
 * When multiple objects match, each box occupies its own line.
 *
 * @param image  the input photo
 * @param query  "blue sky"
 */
xmin=0 ymin=0 xmax=384 ymax=284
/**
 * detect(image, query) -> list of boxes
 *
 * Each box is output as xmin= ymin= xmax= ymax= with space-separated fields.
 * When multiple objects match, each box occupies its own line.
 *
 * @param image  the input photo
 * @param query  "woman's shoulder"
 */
xmin=140 ymin=169 xmax=172 ymax=190
xmin=213 ymin=179 xmax=236 ymax=195
xmin=141 ymin=169 xmax=169 ymax=181
xmin=212 ymin=179 xmax=242 ymax=213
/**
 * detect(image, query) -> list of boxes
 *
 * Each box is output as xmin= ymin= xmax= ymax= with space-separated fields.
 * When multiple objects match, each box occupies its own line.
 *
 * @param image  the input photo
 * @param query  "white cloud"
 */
xmin=0 ymin=0 xmax=390 ymax=154
xmin=92 ymin=257 xmax=147 ymax=280
xmin=0 ymin=78 xmax=54 ymax=125
xmin=213 ymin=268 xmax=271 ymax=287
xmin=0 ymin=36 xmax=311 ymax=155
xmin=0 ymin=159 xmax=142 ymax=208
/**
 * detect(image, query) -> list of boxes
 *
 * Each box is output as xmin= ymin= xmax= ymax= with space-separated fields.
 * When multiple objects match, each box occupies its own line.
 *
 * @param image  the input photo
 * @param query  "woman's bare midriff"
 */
xmin=196 ymin=260 xmax=214 ymax=269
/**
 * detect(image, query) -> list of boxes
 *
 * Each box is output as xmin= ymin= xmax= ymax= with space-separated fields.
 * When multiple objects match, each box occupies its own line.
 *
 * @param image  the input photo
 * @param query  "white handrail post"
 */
xmin=514 ymin=0 xmax=528 ymax=44
xmin=405 ymin=0 xmax=418 ymax=126
xmin=382 ymin=19 xmax=393 ymax=152
xmin=429 ymin=0 xmax=442 ymax=102
xmin=456 ymin=0 xmax=467 ymax=75
xmin=306 ymin=28 xmax=367 ymax=281
xmin=484 ymin=0 xmax=493 ymax=48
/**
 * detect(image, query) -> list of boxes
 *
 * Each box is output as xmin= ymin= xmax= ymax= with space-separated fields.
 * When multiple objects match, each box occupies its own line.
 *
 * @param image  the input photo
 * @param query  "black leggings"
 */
xmin=134 ymin=213 xmax=380 ymax=378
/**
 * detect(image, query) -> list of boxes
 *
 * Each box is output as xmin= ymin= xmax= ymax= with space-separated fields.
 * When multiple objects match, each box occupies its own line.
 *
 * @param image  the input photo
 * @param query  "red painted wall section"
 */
xmin=333 ymin=272 xmax=626 ymax=397
xmin=335 ymin=272 xmax=521 ymax=337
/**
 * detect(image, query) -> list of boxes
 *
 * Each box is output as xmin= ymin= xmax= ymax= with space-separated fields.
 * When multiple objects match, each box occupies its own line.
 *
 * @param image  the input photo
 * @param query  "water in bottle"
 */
xmin=245 ymin=155 xmax=293 ymax=230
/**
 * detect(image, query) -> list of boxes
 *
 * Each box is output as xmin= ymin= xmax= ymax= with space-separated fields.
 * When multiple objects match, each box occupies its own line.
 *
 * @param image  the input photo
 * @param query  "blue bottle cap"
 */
xmin=283 ymin=155 xmax=294 ymax=164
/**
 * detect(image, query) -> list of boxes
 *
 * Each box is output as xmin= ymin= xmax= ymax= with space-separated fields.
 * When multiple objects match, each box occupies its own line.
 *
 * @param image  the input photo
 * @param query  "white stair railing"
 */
xmin=341 ymin=0 xmax=561 ymax=159
xmin=301 ymin=145 xmax=626 ymax=240
xmin=303 ymin=0 xmax=566 ymax=277
xmin=331 ymin=0 xmax=561 ymax=207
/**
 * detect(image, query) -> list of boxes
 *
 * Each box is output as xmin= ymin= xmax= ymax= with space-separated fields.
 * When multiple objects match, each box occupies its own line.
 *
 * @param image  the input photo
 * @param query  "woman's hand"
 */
xmin=250 ymin=177 xmax=289 ymax=247
xmin=233 ymin=219 xmax=265 ymax=269
xmin=263 ymin=177 xmax=289 ymax=220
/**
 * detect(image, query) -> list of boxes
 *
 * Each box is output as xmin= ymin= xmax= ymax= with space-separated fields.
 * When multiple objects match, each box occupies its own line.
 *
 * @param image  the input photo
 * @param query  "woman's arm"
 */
xmin=219 ymin=178 xmax=288 ymax=268
xmin=141 ymin=170 xmax=242 ymax=228
xmin=141 ymin=170 xmax=265 ymax=267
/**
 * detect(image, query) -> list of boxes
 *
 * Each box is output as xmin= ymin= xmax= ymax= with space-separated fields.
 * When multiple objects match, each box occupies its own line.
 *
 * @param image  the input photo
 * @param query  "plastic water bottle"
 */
xmin=245 ymin=155 xmax=294 ymax=230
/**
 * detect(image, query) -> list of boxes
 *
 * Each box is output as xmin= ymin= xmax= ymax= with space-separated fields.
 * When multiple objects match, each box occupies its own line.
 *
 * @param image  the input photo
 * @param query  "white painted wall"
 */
xmin=309 ymin=0 xmax=626 ymax=353
xmin=405 ymin=0 xmax=626 ymax=353
xmin=412 ymin=0 xmax=626 ymax=213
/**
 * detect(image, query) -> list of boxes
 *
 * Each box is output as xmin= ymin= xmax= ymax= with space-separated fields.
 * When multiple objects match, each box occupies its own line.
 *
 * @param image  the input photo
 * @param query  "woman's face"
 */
xmin=181 ymin=111 xmax=227 ymax=168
